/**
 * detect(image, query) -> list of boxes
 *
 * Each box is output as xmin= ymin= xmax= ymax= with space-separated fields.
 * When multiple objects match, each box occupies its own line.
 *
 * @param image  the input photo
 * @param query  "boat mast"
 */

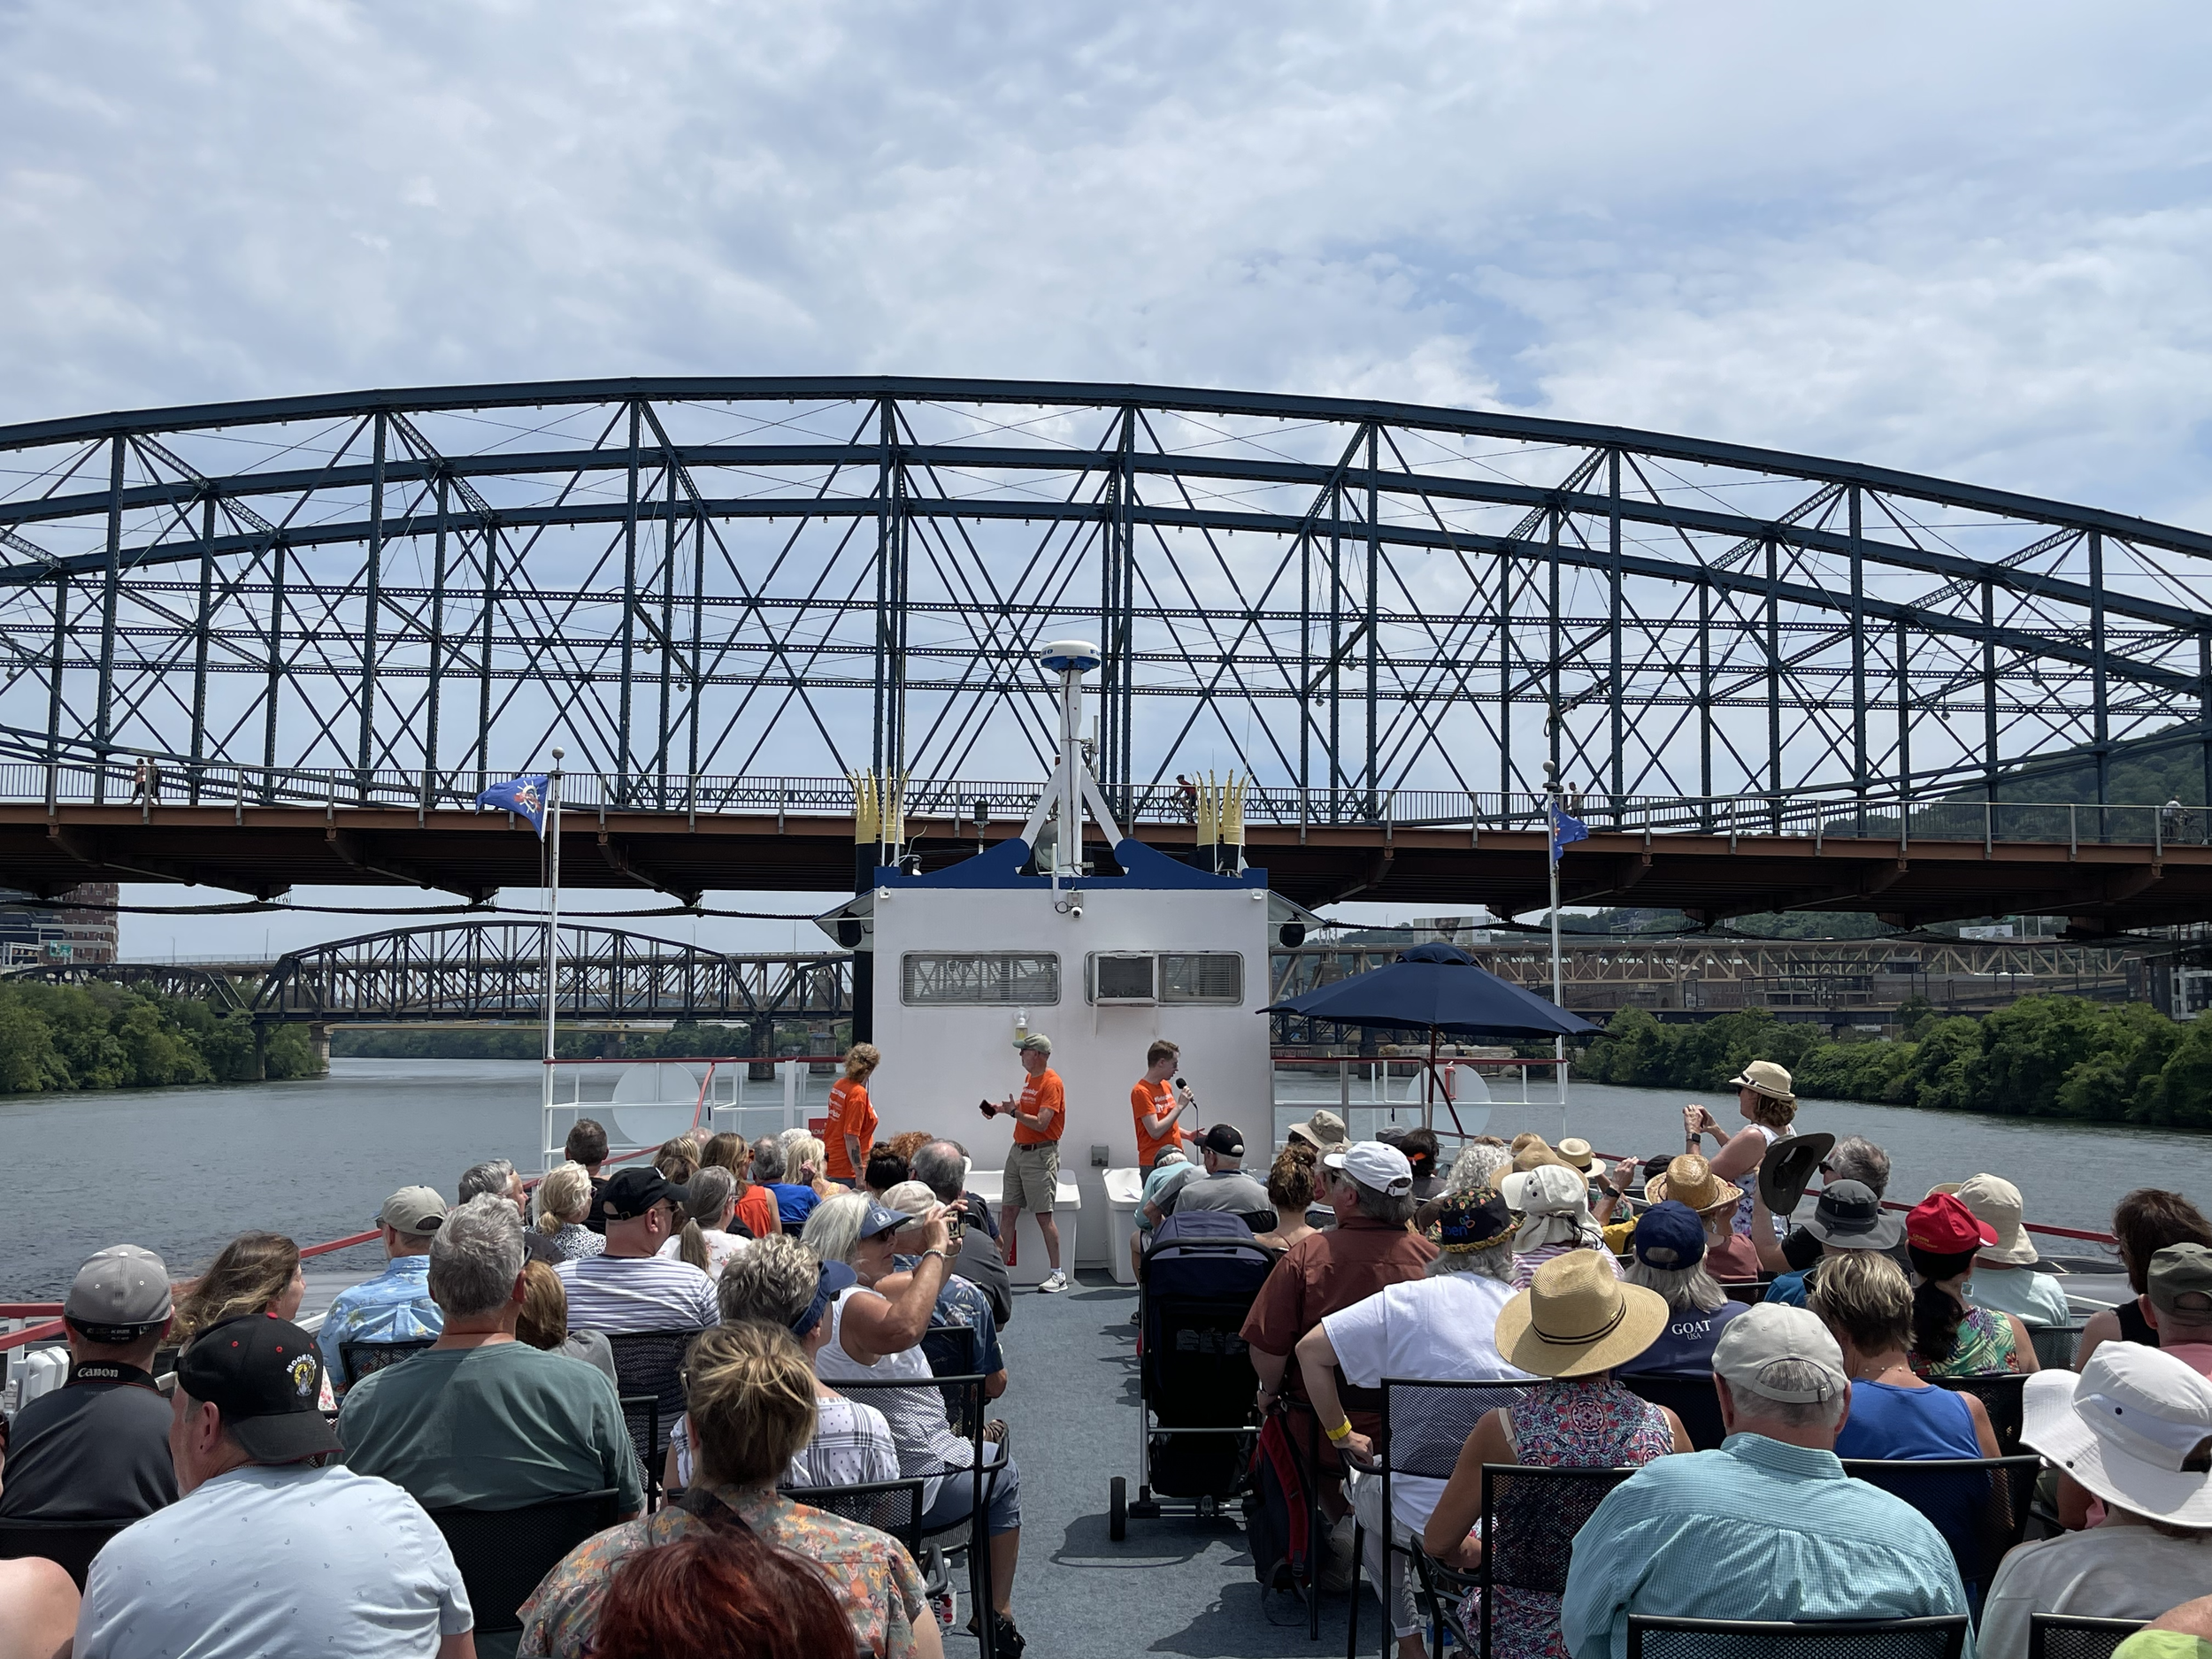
xmin=541 ymin=747 xmax=564 ymax=1134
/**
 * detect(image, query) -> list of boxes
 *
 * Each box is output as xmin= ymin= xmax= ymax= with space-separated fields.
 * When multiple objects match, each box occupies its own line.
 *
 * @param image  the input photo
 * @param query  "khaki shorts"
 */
xmin=1002 ymin=1141 xmax=1061 ymax=1212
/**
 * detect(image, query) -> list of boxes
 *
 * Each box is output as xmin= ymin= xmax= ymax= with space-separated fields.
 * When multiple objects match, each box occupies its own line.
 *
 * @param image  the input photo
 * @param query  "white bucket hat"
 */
xmin=2023 ymin=1345 xmax=2212 ymax=1526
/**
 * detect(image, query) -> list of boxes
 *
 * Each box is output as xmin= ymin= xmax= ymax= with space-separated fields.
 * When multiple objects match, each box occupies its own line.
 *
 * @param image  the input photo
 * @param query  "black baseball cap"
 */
xmin=177 ymin=1315 xmax=342 ymax=1462
xmin=599 ymin=1165 xmax=690 ymax=1222
xmin=1198 ymin=1123 xmax=1245 ymax=1158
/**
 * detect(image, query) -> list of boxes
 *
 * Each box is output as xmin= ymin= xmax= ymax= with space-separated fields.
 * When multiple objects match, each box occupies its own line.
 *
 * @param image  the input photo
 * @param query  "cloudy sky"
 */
xmin=6 ymin=0 xmax=2210 ymax=954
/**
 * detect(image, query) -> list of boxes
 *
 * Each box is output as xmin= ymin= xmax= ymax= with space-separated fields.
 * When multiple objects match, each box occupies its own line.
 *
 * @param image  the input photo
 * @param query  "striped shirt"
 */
xmin=553 ymin=1252 xmax=718 ymax=1334
xmin=669 ymin=1394 xmax=900 ymax=1492
xmin=1558 ymin=1432 xmax=1974 ymax=1659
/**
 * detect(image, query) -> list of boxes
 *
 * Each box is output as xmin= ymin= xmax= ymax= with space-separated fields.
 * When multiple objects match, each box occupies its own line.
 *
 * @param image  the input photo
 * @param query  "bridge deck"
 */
xmin=3 ymin=800 xmax=2205 ymax=929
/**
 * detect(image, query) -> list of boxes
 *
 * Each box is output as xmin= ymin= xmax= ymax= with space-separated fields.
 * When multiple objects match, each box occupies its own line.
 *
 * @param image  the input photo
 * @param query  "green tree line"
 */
xmin=1579 ymin=997 xmax=2212 ymax=1131
xmin=0 ymin=979 xmax=319 ymax=1093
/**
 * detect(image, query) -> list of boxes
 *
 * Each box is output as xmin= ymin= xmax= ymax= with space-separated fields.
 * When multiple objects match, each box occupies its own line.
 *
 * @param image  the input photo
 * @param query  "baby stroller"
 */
xmin=1110 ymin=1210 xmax=1278 ymax=1540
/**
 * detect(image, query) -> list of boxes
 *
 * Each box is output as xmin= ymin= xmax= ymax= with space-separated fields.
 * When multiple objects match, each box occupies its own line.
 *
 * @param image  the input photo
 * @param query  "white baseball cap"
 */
xmin=1321 ymin=1141 xmax=1413 ymax=1197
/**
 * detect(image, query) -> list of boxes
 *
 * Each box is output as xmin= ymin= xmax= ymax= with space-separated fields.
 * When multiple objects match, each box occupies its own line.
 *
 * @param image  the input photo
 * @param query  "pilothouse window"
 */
xmin=902 ymin=953 xmax=1061 ymax=1006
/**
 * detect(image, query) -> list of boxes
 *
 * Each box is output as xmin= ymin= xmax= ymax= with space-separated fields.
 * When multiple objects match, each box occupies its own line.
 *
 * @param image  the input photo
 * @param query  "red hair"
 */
xmin=584 ymin=1527 xmax=856 ymax=1659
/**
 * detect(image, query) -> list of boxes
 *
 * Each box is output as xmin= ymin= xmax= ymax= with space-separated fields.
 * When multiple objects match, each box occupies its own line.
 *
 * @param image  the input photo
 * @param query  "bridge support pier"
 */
xmin=307 ymin=1023 xmax=332 ymax=1074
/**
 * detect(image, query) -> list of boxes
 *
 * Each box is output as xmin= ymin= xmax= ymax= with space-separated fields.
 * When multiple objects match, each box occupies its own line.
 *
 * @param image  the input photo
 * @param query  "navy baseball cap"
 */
xmin=1631 ymin=1200 xmax=1709 ymax=1270
xmin=856 ymin=1200 xmax=912 ymax=1241
xmin=177 ymin=1315 xmax=342 ymax=1462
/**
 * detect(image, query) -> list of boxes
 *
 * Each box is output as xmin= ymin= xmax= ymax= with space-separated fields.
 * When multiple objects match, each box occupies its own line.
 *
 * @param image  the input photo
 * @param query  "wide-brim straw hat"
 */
xmin=1644 ymin=1152 xmax=1742 ymax=1216
xmin=1492 ymin=1250 xmax=1671 ymax=1378
xmin=1556 ymin=1138 xmax=1604 ymax=1178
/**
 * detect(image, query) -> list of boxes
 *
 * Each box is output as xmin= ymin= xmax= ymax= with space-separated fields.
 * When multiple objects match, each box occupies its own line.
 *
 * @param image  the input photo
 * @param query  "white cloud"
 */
xmin=12 ymin=0 xmax=2212 ymax=949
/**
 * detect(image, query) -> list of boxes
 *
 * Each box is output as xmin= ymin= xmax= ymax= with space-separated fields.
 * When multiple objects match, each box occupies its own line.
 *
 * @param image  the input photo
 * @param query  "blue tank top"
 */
xmin=1833 ymin=1379 xmax=1980 ymax=1460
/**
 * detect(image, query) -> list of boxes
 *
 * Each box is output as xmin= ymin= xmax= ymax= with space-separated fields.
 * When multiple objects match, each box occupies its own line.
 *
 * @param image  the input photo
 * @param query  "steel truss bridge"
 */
xmin=16 ymin=921 xmax=2145 ymax=1033
xmin=6 ymin=376 xmax=2212 ymax=926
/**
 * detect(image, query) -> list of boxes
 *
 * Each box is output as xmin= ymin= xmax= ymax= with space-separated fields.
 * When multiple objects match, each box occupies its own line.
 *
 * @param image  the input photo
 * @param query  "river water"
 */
xmin=4 ymin=1058 xmax=2207 ymax=1298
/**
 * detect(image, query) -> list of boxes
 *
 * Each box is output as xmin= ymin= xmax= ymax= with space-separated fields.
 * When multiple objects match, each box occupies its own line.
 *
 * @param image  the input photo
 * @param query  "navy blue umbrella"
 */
xmin=1260 ymin=941 xmax=1596 ymax=1040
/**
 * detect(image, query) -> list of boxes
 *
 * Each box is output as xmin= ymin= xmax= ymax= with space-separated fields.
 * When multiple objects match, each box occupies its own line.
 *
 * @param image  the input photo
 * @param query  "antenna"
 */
xmin=1023 ymin=641 xmax=1122 ymax=894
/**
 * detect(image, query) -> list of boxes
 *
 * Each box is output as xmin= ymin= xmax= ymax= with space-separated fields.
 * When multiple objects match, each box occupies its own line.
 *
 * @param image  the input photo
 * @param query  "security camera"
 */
xmin=1070 ymin=902 xmax=1083 ymax=919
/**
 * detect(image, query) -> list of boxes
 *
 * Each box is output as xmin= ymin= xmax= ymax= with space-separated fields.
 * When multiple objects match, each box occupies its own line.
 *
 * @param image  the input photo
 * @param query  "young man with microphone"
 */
xmin=1130 ymin=1039 xmax=1194 ymax=1169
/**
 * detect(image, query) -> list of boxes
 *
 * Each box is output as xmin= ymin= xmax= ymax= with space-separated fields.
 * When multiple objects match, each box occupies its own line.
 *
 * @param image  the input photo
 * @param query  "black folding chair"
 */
xmin=2029 ymin=1323 xmax=2086 ymax=1373
xmin=339 ymin=1337 xmax=434 ymax=1389
xmin=426 ymin=1487 xmax=623 ymax=1634
xmin=1839 ymin=1456 xmax=2040 ymax=1609
xmin=1627 ymin=1614 xmax=1970 ymax=1656
xmin=1928 ymin=1372 xmax=2031 ymax=1455
xmin=921 ymin=1323 xmax=984 ymax=1440
xmin=0 ymin=1518 xmax=126 ymax=1590
xmin=1346 ymin=1378 xmax=1528 ymax=1659
xmin=2029 ymin=1613 xmax=2147 ymax=1659
xmin=605 ymin=1329 xmax=699 ymax=1503
xmin=837 ymin=1370 xmax=1002 ymax=1659
xmin=1714 ymin=1280 xmax=1769 ymax=1301
xmin=1406 ymin=1540 xmax=1481 ymax=1656
xmin=1477 ymin=1464 xmax=1641 ymax=1659
xmin=1619 ymin=1371 xmax=1726 ymax=1451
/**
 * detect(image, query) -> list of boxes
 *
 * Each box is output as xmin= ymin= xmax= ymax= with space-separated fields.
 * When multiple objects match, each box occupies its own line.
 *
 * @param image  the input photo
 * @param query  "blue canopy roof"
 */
xmin=1260 ymin=941 xmax=1596 ymax=1040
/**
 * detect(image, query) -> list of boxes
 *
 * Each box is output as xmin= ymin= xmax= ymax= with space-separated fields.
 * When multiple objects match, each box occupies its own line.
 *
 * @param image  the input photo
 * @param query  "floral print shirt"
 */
xmin=517 ymin=1480 xmax=926 ymax=1658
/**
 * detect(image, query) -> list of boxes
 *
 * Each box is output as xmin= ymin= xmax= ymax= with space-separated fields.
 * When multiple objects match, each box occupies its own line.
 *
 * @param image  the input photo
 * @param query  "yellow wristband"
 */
xmin=1325 ymin=1417 xmax=1355 ymax=1444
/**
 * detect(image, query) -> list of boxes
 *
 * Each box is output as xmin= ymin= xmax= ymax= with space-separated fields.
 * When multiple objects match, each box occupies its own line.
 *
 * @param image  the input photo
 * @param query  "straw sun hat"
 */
xmin=1643 ymin=1152 xmax=1742 ymax=1216
xmin=1492 ymin=1250 xmax=1671 ymax=1378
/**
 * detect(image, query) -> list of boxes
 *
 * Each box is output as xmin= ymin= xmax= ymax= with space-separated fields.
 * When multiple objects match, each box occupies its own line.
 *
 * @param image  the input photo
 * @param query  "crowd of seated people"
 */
xmin=15 ymin=1057 xmax=2210 ymax=1659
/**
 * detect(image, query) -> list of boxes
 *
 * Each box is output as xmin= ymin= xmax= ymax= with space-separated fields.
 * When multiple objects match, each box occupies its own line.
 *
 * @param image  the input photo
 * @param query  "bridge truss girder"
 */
xmin=2 ymin=377 xmax=2208 ymax=818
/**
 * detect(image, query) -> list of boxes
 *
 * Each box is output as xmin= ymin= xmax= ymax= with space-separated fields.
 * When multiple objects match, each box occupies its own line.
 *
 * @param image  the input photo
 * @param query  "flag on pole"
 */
xmin=1548 ymin=797 xmax=1588 ymax=865
xmin=476 ymin=773 xmax=551 ymax=836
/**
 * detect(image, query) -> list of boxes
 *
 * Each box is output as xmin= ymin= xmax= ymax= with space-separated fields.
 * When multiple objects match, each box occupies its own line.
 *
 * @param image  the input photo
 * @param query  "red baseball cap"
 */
xmin=1907 ymin=1192 xmax=1999 ymax=1254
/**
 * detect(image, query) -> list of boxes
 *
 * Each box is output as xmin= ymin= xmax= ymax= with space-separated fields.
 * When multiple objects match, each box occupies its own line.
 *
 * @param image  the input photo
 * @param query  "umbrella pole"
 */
xmin=1425 ymin=1025 xmax=1436 ymax=1134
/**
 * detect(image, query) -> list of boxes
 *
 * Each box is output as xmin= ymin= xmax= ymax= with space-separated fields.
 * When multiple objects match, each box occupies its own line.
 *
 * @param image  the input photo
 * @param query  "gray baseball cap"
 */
xmin=64 ymin=1244 xmax=173 ymax=1332
xmin=1712 ymin=1302 xmax=1848 ymax=1404
xmin=378 ymin=1186 xmax=449 ymax=1236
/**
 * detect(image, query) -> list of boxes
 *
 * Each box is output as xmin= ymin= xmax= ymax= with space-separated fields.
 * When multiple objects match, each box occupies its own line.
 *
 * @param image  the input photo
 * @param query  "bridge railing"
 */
xmin=0 ymin=754 xmax=2201 ymax=849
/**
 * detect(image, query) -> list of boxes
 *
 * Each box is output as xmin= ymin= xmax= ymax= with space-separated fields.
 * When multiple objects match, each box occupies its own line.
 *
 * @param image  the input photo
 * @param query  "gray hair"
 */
xmin=685 ymin=1166 xmax=735 ymax=1228
xmin=457 ymin=1157 xmax=518 ymax=1205
xmin=750 ymin=1135 xmax=787 ymax=1182
xmin=1828 ymin=1136 xmax=1889 ymax=1198
xmin=1723 ymin=1364 xmax=1849 ymax=1431
xmin=428 ymin=1193 xmax=525 ymax=1318
xmin=1625 ymin=1258 xmax=1730 ymax=1313
xmin=910 ymin=1140 xmax=969 ymax=1204
xmin=717 ymin=1233 xmax=817 ymax=1327
xmin=1348 ymin=1176 xmax=1418 ymax=1228
xmin=801 ymin=1192 xmax=871 ymax=1267
xmin=1427 ymin=1242 xmax=1514 ymax=1283
xmin=1445 ymin=1142 xmax=1511 ymax=1197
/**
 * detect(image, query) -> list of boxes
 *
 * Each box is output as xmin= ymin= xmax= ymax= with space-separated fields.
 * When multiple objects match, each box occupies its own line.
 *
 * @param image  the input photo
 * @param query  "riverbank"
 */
xmin=0 ymin=977 xmax=318 ymax=1093
xmin=1581 ymin=997 xmax=2212 ymax=1131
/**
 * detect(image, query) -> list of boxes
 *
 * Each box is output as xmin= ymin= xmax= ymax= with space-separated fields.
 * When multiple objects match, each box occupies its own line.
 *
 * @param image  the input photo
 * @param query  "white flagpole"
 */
xmin=1548 ymin=788 xmax=1567 ymax=1122
xmin=541 ymin=749 xmax=565 ymax=1130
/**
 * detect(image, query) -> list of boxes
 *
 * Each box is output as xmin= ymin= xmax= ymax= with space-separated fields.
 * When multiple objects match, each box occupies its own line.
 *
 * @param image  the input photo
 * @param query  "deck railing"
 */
xmin=4 ymin=753 xmax=2202 ymax=849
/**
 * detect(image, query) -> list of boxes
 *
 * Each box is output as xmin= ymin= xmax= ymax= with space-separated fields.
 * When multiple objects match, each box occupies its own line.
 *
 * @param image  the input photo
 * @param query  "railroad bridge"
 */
xmin=4 ymin=377 xmax=2211 ymax=930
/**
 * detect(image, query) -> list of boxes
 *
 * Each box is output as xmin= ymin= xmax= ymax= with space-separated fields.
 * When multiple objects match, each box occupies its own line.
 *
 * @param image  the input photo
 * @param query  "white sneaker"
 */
xmin=1038 ymin=1270 xmax=1070 ymax=1294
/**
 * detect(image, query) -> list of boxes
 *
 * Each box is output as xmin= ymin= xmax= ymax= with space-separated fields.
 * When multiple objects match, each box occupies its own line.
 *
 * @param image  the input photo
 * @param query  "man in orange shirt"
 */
xmin=823 ymin=1042 xmax=881 ymax=1186
xmin=1130 ymin=1039 xmax=1193 ymax=1169
xmin=986 ymin=1033 xmax=1070 ymax=1293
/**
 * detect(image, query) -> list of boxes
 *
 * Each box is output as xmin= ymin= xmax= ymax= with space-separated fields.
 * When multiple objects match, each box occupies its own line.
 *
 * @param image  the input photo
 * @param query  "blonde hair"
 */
xmin=537 ymin=1164 xmax=594 ymax=1233
xmin=788 ymin=1135 xmax=826 ymax=1182
xmin=516 ymin=1259 xmax=568 ymax=1349
xmin=1808 ymin=1248 xmax=1913 ymax=1355
xmin=173 ymin=1232 xmax=298 ymax=1341
xmin=656 ymin=1138 xmax=701 ymax=1185
xmin=842 ymin=1042 xmax=881 ymax=1080
xmin=682 ymin=1322 xmax=817 ymax=1486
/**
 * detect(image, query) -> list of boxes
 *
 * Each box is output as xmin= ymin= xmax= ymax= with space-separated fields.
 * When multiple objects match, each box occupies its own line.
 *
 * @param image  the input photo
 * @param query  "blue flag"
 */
xmin=477 ymin=773 xmax=551 ymax=836
xmin=1548 ymin=798 xmax=1588 ymax=864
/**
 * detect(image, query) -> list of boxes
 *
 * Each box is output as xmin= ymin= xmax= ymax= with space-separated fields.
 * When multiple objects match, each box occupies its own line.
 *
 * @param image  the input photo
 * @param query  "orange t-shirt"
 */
xmin=823 ymin=1078 xmax=878 ymax=1180
xmin=733 ymin=1183 xmax=780 ymax=1241
xmin=1131 ymin=1078 xmax=1184 ymax=1166
xmin=1013 ymin=1068 xmax=1065 ymax=1146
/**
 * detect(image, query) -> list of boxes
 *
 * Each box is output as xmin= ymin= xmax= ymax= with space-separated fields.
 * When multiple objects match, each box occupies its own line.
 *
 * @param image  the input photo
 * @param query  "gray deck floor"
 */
xmin=990 ymin=1271 xmax=1366 ymax=1658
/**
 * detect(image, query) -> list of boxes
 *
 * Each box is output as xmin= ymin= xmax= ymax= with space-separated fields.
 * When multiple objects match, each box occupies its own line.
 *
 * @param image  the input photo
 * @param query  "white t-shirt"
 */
xmin=555 ymin=1251 xmax=719 ymax=1333
xmin=1979 ymin=1522 xmax=2212 ymax=1659
xmin=76 ymin=1462 xmax=471 ymax=1659
xmin=1319 ymin=1271 xmax=1532 ymax=1531
xmin=657 ymin=1229 xmax=749 ymax=1279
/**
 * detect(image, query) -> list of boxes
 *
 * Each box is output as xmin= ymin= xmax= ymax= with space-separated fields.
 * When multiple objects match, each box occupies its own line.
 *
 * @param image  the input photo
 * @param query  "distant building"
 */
xmin=0 ymin=882 xmax=119 ymax=965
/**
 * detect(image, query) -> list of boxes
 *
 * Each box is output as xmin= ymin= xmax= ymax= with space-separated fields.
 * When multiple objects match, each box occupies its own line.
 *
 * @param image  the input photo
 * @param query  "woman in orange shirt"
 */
xmin=1131 ymin=1038 xmax=1193 ymax=1168
xmin=824 ymin=1042 xmax=882 ymax=1185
